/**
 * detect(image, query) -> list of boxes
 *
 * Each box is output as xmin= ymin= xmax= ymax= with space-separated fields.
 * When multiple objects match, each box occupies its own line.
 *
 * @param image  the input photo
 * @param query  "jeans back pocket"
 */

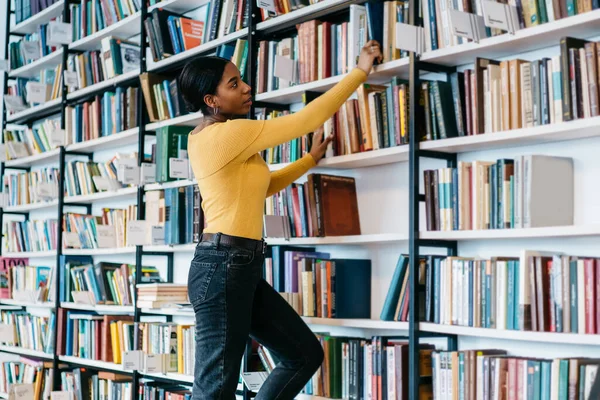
xmin=188 ymin=261 xmax=219 ymax=306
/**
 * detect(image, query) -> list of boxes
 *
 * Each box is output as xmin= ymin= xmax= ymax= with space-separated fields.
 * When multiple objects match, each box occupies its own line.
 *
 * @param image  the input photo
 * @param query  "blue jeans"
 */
xmin=187 ymin=233 xmax=324 ymax=400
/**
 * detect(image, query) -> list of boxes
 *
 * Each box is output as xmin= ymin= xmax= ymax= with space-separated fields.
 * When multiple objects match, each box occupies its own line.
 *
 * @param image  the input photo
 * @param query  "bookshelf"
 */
xmin=2 ymin=0 xmax=600 ymax=397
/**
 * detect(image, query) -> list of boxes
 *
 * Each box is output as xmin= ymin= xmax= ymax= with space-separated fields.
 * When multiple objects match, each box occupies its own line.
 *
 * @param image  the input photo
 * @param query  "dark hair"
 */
xmin=178 ymin=56 xmax=230 ymax=114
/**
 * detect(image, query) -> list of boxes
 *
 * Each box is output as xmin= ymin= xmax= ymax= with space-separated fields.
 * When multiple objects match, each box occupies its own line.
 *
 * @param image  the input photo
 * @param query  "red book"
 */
xmin=291 ymin=185 xmax=302 ymax=237
xmin=596 ymin=258 xmax=600 ymax=334
xmin=584 ymin=259 xmax=596 ymax=334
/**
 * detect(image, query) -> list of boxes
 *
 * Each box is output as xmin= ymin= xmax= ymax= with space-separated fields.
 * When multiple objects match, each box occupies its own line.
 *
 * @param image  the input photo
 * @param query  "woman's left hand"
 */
xmin=309 ymin=127 xmax=333 ymax=164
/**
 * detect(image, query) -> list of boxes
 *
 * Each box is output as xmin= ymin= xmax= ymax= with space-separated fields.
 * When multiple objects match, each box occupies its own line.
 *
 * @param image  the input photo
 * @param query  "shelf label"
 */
xmin=9 ymin=383 xmax=34 ymax=400
xmin=145 ymin=353 xmax=165 ymax=373
xmin=141 ymin=163 xmax=156 ymax=184
xmin=448 ymin=9 xmax=487 ymax=43
xmin=0 ymin=59 xmax=8 ymax=71
xmin=96 ymin=225 xmax=116 ymax=248
xmin=72 ymin=291 xmax=95 ymax=305
xmin=273 ymin=55 xmax=298 ymax=84
xmin=241 ymin=372 xmax=268 ymax=392
xmin=481 ymin=0 xmax=520 ymax=33
xmin=92 ymin=176 xmax=122 ymax=192
xmin=25 ymin=81 xmax=49 ymax=104
xmin=50 ymin=127 xmax=67 ymax=147
xmin=127 ymin=220 xmax=147 ymax=246
xmin=50 ymin=392 xmax=71 ymax=400
xmin=151 ymin=225 xmax=165 ymax=246
xmin=64 ymin=70 xmax=79 ymax=88
xmin=4 ymin=95 xmax=27 ymax=112
xmin=48 ymin=22 xmax=72 ymax=45
xmin=36 ymin=182 xmax=58 ymax=199
xmin=7 ymin=142 xmax=29 ymax=159
xmin=395 ymin=23 xmax=425 ymax=55
xmin=123 ymin=350 xmax=144 ymax=371
xmin=256 ymin=0 xmax=276 ymax=12
xmin=0 ymin=323 xmax=15 ymax=343
xmin=169 ymin=158 xmax=189 ymax=179
xmin=63 ymin=231 xmax=82 ymax=249
xmin=21 ymin=41 xmax=41 ymax=61
xmin=118 ymin=165 xmax=140 ymax=185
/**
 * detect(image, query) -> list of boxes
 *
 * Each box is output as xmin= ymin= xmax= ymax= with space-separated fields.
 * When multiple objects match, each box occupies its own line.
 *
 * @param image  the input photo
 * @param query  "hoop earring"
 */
xmin=213 ymin=107 xmax=219 ymax=115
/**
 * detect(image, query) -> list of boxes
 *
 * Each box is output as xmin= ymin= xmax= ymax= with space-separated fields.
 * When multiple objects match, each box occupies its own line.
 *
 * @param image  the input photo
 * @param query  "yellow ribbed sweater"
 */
xmin=188 ymin=68 xmax=368 ymax=240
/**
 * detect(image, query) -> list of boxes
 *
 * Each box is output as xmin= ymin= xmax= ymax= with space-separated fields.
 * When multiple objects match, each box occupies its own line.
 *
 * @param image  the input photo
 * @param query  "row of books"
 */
xmin=5 ymin=262 xmax=54 ymax=303
xmin=3 ymin=119 xmax=62 ymax=158
xmin=14 ymin=0 xmax=61 ymax=24
xmin=69 ymin=0 xmax=141 ymax=42
xmin=64 ymin=155 xmax=134 ymax=197
xmin=138 ymin=321 xmax=195 ymax=375
xmin=432 ymin=350 xmax=600 ymax=400
xmin=139 ymin=383 xmax=190 ymax=400
xmin=6 ymin=69 xmax=62 ymax=111
xmin=263 ymin=248 xmax=371 ymax=318
xmin=423 ymin=154 xmax=574 ymax=231
xmin=0 ymin=310 xmax=55 ymax=353
xmin=62 ymin=208 xmax=137 ymax=250
xmin=264 ymin=173 xmax=361 ymax=238
xmin=4 ymin=168 xmax=60 ymax=208
xmin=66 ymin=37 xmax=140 ymax=90
xmin=65 ymin=86 xmax=139 ymax=143
xmin=3 ymin=219 xmax=58 ymax=254
xmin=8 ymin=27 xmax=60 ymax=70
xmin=0 ymin=358 xmax=52 ymax=400
xmin=137 ymin=283 xmax=187 ymax=308
xmin=61 ymin=369 xmax=132 ymax=400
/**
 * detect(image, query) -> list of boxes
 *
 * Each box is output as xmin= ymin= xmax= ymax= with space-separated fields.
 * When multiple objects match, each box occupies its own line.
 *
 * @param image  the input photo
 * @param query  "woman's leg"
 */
xmin=250 ymin=279 xmax=325 ymax=400
xmin=188 ymin=242 xmax=263 ymax=400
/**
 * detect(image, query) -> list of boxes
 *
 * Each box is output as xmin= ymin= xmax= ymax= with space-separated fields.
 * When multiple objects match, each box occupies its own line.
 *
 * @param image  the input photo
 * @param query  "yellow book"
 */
xmin=110 ymin=321 xmax=121 ymax=364
xmin=177 ymin=325 xmax=184 ymax=374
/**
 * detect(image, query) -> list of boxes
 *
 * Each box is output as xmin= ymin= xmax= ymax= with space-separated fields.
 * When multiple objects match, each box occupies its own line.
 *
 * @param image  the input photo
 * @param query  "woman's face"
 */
xmin=207 ymin=62 xmax=252 ymax=116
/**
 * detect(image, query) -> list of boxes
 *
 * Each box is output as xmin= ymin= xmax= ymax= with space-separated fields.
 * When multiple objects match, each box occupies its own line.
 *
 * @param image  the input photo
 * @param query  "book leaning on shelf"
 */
xmin=423 ymin=154 xmax=574 ymax=231
xmin=5 ymin=70 xmax=62 ymax=114
xmin=2 ymin=219 xmax=58 ymax=254
xmin=60 ymin=369 xmax=132 ymax=400
xmin=69 ymin=0 xmax=141 ymax=42
xmin=8 ymin=22 xmax=61 ymax=70
xmin=62 ymin=208 xmax=137 ymax=250
xmin=380 ymin=254 xmax=427 ymax=322
xmin=0 ymin=310 xmax=55 ymax=353
xmin=3 ymin=167 xmax=60 ymax=208
xmin=64 ymin=152 xmax=137 ymax=197
xmin=3 ymin=119 xmax=63 ymax=159
xmin=432 ymin=350 xmax=600 ymax=400
xmin=0 ymin=358 xmax=53 ymax=400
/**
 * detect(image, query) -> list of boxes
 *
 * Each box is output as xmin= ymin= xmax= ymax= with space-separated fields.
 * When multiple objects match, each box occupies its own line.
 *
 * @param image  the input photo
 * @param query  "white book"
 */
xmin=580 ymin=48 xmax=591 ymax=118
xmin=547 ymin=60 xmax=555 ymax=125
xmin=552 ymin=56 xmax=563 ymax=123
xmin=348 ymin=5 xmax=367 ymax=72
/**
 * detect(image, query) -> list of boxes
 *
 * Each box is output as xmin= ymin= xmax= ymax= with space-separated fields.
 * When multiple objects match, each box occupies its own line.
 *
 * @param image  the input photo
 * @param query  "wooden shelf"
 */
xmin=4 ymin=200 xmax=58 ymax=213
xmin=62 ymin=247 xmax=137 ymax=256
xmin=58 ymin=356 xmax=128 ymax=372
xmin=0 ymin=345 xmax=53 ymax=360
xmin=2 ymin=250 xmax=55 ymax=258
xmin=67 ymin=70 xmax=140 ymax=101
xmin=420 ymin=225 xmax=600 ymax=241
xmin=69 ymin=12 xmax=141 ymax=51
xmin=64 ymin=187 xmax=138 ymax=204
xmin=66 ymin=128 xmax=139 ymax=153
xmin=11 ymin=1 xmax=65 ymax=34
xmin=145 ymin=112 xmax=203 ymax=131
xmin=61 ymin=302 xmax=134 ymax=313
xmin=6 ymin=98 xmax=61 ymax=123
xmin=4 ymin=148 xmax=61 ymax=168
xmin=9 ymin=49 xmax=64 ymax=78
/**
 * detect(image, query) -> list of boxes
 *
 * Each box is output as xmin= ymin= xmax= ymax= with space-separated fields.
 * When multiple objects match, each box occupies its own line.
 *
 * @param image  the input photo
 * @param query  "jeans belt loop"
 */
xmin=216 ymin=232 xmax=222 ymax=249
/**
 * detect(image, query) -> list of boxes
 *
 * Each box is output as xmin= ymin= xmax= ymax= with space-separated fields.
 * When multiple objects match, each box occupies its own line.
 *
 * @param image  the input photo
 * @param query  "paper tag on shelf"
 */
xmin=241 ymin=372 xmax=268 ymax=392
xmin=449 ymin=9 xmax=487 ymax=42
xmin=63 ymin=231 xmax=82 ymax=248
xmin=4 ymin=95 xmax=27 ymax=112
xmin=25 ymin=81 xmax=49 ymax=104
xmin=123 ymin=350 xmax=144 ymax=371
xmin=72 ymin=291 xmax=95 ymax=305
xmin=48 ymin=21 xmax=72 ymax=45
xmin=9 ymin=383 xmax=34 ymax=400
xmin=481 ymin=0 xmax=520 ymax=33
xmin=144 ymin=353 xmax=165 ymax=374
xmin=64 ymin=70 xmax=79 ymax=88
xmin=169 ymin=158 xmax=189 ymax=179
xmin=395 ymin=23 xmax=425 ymax=55
xmin=150 ymin=225 xmax=165 ymax=246
xmin=273 ymin=55 xmax=298 ymax=84
xmin=50 ymin=392 xmax=71 ymax=400
xmin=127 ymin=220 xmax=148 ymax=246
xmin=50 ymin=127 xmax=67 ymax=147
xmin=256 ymin=0 xmax=276 ymax=12
xmin=0 ymin=323 xmax=15 ymax=343
xmin=8 ymin=142 xmax=29 ymax=159
xmin=96 ymin=225 xmax=117 ymax=248
xmin=118 ymin=165 xmax=140 ymax=185
xmin=141 ymin=163 xmax=156 ymax=184
xmin=36 ymin=182 xmax=57 ymax=199
xmin=92 ymin=176 xmax=121 ymax=192
xmin=21 ymin=41 xmax=41 ymax=61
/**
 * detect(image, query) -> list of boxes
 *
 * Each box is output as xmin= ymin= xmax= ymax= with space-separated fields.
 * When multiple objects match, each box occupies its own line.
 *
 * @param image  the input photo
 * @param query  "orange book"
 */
xmin=179 ymin=17 xmax=204 ymax=51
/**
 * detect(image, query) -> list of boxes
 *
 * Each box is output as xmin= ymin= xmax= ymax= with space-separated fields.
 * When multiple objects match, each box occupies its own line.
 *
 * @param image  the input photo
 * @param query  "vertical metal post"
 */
xmin=0 ymin=0 xmax=11 ymax=256
xmin=53 ymin=146 xmax=66 ymax=390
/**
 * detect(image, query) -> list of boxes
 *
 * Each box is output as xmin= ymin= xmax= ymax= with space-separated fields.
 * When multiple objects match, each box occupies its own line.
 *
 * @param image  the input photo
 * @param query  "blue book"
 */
xmin=330 ymin=259 xmax=371 ymax=318
xmin=380 ymin=254 xmax=408 ymax=321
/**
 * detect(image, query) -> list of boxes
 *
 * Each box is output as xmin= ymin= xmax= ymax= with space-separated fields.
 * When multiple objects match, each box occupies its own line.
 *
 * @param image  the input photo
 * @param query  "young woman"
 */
xmin=178 ymin=40 xmax=382 ymax=399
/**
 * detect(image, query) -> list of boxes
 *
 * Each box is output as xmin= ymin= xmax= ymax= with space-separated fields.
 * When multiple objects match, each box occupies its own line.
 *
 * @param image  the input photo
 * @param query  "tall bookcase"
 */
xmin=2 ymin=0 xmax=600 ymax=398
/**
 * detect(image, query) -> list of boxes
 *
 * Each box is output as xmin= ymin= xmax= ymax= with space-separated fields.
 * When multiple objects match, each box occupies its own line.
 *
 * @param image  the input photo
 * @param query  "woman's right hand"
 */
xmin=356 ymin=40 xmax=383 ymax=75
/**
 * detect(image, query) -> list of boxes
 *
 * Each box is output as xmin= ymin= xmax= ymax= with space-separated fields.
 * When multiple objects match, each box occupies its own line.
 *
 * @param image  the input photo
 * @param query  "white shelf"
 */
xmin=2 ymin=250 xmax=55 ymax=258
xmin=6 ymin=98 xmax=61 ymax=123
xmin=4 ymin=200 xmax=58 ymax=213
xmin=149 ymin=0 xmax=209 ymax=13
xmin=146 ymin=29 xmax=248 ymax=72
xmin=64 ymin=186 xmax=138 ymax=204
xmin=266 ymin=233 xmax=407 ymax=246
xmin=370 ymin=58 xmax=411 ymax=82
xmin=302 ymin=317 xmax=409 ymax=330
xmin=420 ymin=224 xmax=600 ymax=241
xmin=256 ymin=0 xmax=355 ymax=31
xmin=143 ymin=243 xmax=196 ymax=253
xmin=296 ymin=395 xmax=330 ymax=400
xmin=0 ymin=392 xmax=7 ymax=399
xmin=11 ymin=1 xmax=65 ymax=34
xmin=145 ymin=112 xmax=203 ymax=131
xmin=142 ymin=372 xmax=194 ymax=384
xmin=420 ymin=323 xmax=600 ymax=346
xmin=9 ymin=49 xmax=64 ymax=78
xmin=0 ymin=345 xmax=53 ymax=359
xmin=255 ymin=74 xmax=346 ymax=105
xmin=144 ymin=179 xmax=196 ymax=191
xmin=0 ymin=299 xmax=54 ymax=308
xmin=69 ymin=12 xmax=141 ymax=51
xmin=140 ymin=307 xmax=194 ymax=317
xmin=66 ymin=128 xmax=140 ymax=153
xmin=421 ymin=116 xmax=600 ymax=154
xmin=58 ymin=356 xmax=127 ymax=372
xmin=67 ymin=70 xmax=140 ymax=101
xmin=422 ymin=9 xmax=600 ymax=66
xmin=62 ymin=247 xmax=137 ymax=256
xmin=61 ymin=302 xmax=134 ymax=313
xmin=4 ymin=148 xmax=61 ymax=168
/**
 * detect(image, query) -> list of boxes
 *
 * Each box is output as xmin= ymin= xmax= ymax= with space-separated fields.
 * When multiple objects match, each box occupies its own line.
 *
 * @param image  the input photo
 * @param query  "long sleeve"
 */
xmin=266 ymin=154 xmax=316 ymax=197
